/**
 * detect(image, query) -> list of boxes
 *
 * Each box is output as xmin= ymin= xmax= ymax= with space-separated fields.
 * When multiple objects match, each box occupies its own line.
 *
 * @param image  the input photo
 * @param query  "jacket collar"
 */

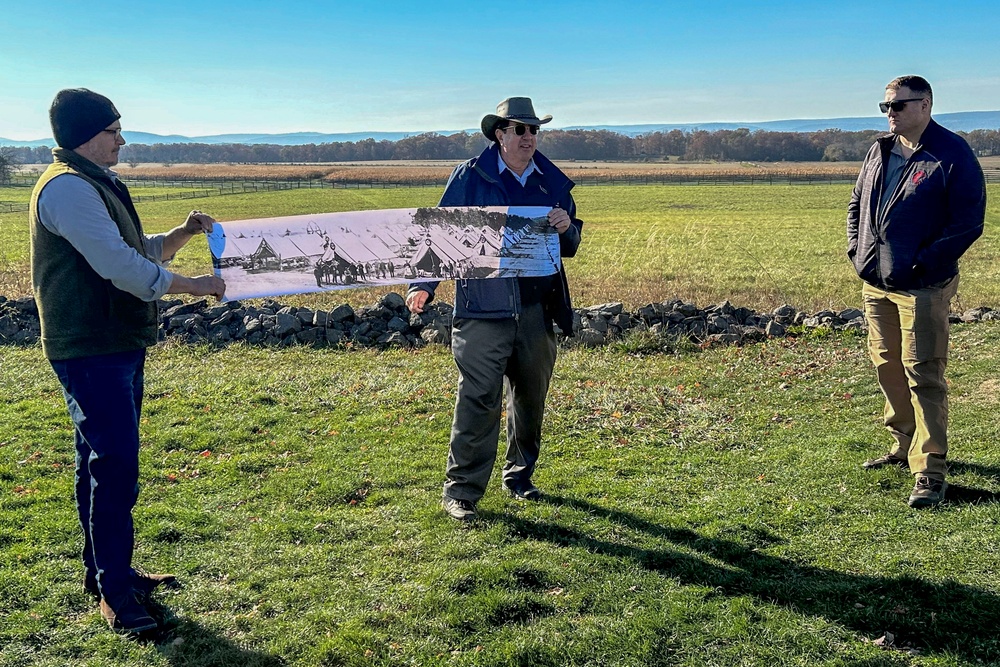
xmin=472 ymin=142 xmax=573 ymax=192
xmin=876 ymin=118 xmax=943 ymax=155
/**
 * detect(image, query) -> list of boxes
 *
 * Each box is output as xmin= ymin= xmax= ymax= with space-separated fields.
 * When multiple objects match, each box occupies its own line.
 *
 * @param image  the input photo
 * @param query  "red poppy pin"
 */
xmin=911 ymin=170 xmax=927 ymax=185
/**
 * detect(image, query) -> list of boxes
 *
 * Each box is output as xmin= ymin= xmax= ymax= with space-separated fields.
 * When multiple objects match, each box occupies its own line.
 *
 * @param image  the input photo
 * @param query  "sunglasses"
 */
xmin=879 ymin=98 xmax=925 ymax=114
xmin=504 ymin=124 xmax=539 ymax=136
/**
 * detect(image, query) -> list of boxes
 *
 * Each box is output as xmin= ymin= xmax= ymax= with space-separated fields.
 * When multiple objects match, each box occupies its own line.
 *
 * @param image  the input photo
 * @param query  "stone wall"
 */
xmin=1 ymin=294 xmax=997 ymax=350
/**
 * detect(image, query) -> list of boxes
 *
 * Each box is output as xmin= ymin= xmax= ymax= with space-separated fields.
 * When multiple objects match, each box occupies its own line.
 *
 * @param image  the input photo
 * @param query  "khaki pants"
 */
xmin=862 ymin=277 xmax=958 ymax=479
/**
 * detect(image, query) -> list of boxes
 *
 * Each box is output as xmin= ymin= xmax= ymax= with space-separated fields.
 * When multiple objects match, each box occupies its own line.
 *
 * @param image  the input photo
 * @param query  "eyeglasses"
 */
xmin=504 ymin=124 xmax=539 ymax=136
xmin=879 ymin=98 xmax=925 ymax=114
xmin=102 ymin=128 xmax=124 ymax=138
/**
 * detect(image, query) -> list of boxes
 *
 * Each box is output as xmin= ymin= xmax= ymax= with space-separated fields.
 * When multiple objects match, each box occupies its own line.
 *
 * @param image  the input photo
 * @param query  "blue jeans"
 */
xmin=50 ymin=349 xmax=146 ymax=607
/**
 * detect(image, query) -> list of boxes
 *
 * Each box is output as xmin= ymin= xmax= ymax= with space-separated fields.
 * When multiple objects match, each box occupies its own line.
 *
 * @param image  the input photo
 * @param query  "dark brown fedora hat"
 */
xmin=480 ymin=97 xmax=553 ymax=141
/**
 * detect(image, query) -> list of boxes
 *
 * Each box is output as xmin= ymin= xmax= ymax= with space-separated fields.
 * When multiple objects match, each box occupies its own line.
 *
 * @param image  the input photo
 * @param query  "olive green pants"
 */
xmin=862 ymin=276 xmax=958 ymax=479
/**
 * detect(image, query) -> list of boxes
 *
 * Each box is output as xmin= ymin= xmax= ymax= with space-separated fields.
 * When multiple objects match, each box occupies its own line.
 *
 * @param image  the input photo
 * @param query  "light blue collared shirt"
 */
xmin=497 ymin=152 xmax=543 ymax=187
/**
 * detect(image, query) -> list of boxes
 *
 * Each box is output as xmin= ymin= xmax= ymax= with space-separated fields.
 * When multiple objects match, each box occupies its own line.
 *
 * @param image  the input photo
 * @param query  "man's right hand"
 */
xmin=168 ymin=274 xmax=226 ymax=300
xmin=406 ymin=290 xmax=430 ymax=314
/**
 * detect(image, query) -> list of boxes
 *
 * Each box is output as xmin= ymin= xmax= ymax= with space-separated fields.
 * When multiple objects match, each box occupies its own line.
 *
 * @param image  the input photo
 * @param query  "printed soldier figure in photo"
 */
xmin=30 ymin=88 xmax=225 ymax=636
xmin=848 ymin=76 xmax=986 ymax=508
xmin=407 ymin=97 xmax=583 ymax=522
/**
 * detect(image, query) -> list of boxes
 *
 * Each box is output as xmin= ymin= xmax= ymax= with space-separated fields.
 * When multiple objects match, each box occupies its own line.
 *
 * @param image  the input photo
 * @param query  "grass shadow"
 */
xmin=153 ymin=618 xmax=287 ymax=667
xmin=949 ymin=460 xmax=1000 ymax=482
xmin=482 ymin=494 xmax=1000 ymax=662
xmin=947 ymin=460 xmax=1000 ymax=505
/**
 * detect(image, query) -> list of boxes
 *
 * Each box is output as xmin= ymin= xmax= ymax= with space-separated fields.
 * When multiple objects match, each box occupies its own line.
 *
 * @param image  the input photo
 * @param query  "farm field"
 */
xmin=2 ymin=179 xmax=1000 ymax=666
xmin=3 ymin=182 xmax=1000 ymax=311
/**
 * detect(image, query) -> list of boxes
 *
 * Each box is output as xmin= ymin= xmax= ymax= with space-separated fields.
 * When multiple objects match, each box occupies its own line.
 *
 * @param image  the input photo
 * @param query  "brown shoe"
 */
xmin=132 ymin=569 xmax=178 ymax=601
xmin=908 ymin=475 xmax=948 ymax=508
xmin=85 ymin=569 xmax=177 ymax=601
xmin=100 ymin=594 xmax=158 ymax=636
xmin=862 ymin=453 xmax=908 ymax=470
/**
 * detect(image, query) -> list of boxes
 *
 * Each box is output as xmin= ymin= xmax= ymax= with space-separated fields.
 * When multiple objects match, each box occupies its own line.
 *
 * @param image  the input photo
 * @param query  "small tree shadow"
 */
xmin=481 ymin=493 xmax=1000 ymax=662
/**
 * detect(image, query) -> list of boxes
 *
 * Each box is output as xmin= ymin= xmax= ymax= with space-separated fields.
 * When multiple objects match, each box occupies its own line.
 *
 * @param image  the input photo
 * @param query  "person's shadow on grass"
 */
xmin=483 ymin=494 xmax=1000 ymax=663
xmin=947 ymin=460 xmax=1000 ymax=504
xmin=152 ymin=617 xmax=287 ymax=667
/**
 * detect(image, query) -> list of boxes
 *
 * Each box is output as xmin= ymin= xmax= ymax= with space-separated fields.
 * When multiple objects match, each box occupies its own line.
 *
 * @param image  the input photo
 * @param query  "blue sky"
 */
xmin=2 ymin=0 xmax=998 ymax=140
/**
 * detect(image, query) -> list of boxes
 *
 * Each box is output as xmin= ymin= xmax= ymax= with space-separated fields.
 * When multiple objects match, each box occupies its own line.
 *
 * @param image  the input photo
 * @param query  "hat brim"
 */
xmin=481 ymin=114 xmax=553 ymax=141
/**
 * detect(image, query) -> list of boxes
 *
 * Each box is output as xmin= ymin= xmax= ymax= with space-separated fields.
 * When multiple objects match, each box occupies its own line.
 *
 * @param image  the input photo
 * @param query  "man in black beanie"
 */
xmin=30 ymin=88 xmax=226 ymax=636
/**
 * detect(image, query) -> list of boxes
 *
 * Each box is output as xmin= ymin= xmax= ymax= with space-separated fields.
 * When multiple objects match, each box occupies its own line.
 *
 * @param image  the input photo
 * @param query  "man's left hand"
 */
xmin=183 ymin=210 xmax=215 ymax=235
xmin=548 ymin=207 xmax=572 ymax=234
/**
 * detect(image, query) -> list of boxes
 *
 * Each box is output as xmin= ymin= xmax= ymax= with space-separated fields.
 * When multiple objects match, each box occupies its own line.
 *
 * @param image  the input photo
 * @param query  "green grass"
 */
xmin=3 ymin=181 xmax=1000 ymax=665
xmin=3 ymin=183 xmax=999 ymax=311
xmin=2 ymin=325 xmax=1000 ymax=666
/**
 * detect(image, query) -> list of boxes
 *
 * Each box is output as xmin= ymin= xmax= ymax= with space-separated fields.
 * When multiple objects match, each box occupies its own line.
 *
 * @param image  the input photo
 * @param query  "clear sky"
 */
xmin=2 ymin=0 xmax=998 ymax=140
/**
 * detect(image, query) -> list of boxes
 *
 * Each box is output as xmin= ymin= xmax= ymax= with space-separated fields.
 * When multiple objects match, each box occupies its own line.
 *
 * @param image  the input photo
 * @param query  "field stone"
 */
xmin=329 ymin=304 xmax=355 ymax=323
xmin=275 ymin=313 xmax=302 ymax=337
xmin=297 ymin=328 xmax=320 ymax=344
xmin=583 ymin=315 xmax=609 ymax=333
xmin=765 ymin=321 xmax=786 ymax=338
xmin=0 ymin=316 xmax=19 ymax=339
xmin=577 ymin=329 xmax=606 ymax=347
xmin=387 ymin=316 xmax=409 ymax=333
xmin=380 ymin=292 xmax=406 ymax=310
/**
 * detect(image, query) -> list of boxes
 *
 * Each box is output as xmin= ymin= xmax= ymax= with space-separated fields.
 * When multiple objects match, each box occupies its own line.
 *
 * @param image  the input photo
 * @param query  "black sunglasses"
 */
xmin=879 ymin=98 xmax=925 ymax=114
xmin=505 ymin=124 xmax=539 ymax=135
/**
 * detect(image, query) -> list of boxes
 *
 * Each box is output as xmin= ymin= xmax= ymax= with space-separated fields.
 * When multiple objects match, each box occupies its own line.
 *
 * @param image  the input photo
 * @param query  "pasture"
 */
xmin=2 ymin=181 xmax=1000 ymax=666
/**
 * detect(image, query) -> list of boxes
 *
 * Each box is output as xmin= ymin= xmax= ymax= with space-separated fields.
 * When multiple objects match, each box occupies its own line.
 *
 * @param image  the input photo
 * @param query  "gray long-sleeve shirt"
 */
xmin=36 ymin=171 xmax=174 ymax=302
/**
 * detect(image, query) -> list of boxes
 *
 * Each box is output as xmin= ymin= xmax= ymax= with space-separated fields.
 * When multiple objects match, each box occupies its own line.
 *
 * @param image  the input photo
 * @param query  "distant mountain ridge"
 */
xmin=4 ymin=111 xmax=999 ymax=148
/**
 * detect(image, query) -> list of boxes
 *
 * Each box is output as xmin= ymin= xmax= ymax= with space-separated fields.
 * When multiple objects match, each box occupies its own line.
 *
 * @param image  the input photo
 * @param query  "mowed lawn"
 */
xmin=2 ymin=183 xmax=1000 ymax=666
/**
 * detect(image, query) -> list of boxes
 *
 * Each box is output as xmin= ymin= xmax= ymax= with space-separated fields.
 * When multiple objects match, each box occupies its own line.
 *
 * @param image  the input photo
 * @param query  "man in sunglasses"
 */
xmin=30 ymin=88 xmax=225 ymax=635
xmin=406 ymin=97 xmax=583 ymax=522
xmin=848 ymin=76 xmax=986 ymax=508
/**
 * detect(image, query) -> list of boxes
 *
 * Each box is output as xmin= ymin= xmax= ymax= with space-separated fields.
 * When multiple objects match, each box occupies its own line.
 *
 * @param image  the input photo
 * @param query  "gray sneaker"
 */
xmin=442 ymin=497 xmax=477 ymax=522
xmin=908 ymin=475 xmax=948 ymax=508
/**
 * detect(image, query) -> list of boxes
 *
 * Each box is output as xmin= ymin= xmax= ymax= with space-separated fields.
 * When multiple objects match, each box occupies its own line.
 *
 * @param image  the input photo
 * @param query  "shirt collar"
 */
xmin=497 ymin=151 xmax=542 ymax=186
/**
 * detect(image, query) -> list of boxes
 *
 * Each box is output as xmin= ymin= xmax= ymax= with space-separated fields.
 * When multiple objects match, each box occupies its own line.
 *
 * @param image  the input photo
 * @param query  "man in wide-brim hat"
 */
xmin=407 ymin=96 xmax=583 ymax=522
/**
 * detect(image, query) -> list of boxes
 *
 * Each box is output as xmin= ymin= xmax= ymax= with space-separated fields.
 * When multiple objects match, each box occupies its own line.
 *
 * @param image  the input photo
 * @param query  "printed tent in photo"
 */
xmin=409 ymin=227 xmax=473 ymax=276
xmin=468 ymin=226 xmax=502 ymax=256
xmin=213 ymin=234 xmax=256 ymax=268
xmin=250 ymin=235 xmax=311 ymax=271
xmin=328 ymin=231 xmax=389 ymax=268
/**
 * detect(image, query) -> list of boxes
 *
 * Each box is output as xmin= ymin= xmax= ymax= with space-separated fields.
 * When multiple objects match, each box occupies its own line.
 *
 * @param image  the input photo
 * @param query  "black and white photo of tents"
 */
xmin=207 ymin=206 xmax=560 ymax=301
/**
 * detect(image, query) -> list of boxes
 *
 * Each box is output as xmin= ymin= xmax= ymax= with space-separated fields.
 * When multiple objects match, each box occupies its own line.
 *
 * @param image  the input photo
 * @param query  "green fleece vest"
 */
xmin=29 ymin=149 xmax=159 ymax=360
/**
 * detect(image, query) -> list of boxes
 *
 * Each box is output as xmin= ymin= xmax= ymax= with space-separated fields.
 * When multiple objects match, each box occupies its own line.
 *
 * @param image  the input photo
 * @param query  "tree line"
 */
xmin=5 ymin=127 xmax=1000 ymax=169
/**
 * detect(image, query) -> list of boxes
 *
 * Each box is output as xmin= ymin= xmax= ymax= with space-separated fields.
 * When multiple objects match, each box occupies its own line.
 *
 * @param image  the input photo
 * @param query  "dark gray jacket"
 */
xmin=847 ymin=119 xmax=986 ymax=291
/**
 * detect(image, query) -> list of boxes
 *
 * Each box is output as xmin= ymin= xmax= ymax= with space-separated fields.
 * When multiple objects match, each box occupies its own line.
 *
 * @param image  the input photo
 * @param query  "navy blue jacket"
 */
xmin=408 ymin=143 xmax=583 ymax=332
xmin=847 ymin=120 xmax=986 ymax=291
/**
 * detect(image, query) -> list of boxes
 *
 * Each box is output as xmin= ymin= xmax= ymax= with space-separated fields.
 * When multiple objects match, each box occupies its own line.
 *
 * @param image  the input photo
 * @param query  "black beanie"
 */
xmin=49 ymin=88 xmax=121 ymax=149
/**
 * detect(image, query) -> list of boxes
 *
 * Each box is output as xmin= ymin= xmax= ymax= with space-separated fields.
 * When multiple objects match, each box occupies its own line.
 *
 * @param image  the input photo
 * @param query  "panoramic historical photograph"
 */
xmin=207 ymin=206 xmax=559 ymax=300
